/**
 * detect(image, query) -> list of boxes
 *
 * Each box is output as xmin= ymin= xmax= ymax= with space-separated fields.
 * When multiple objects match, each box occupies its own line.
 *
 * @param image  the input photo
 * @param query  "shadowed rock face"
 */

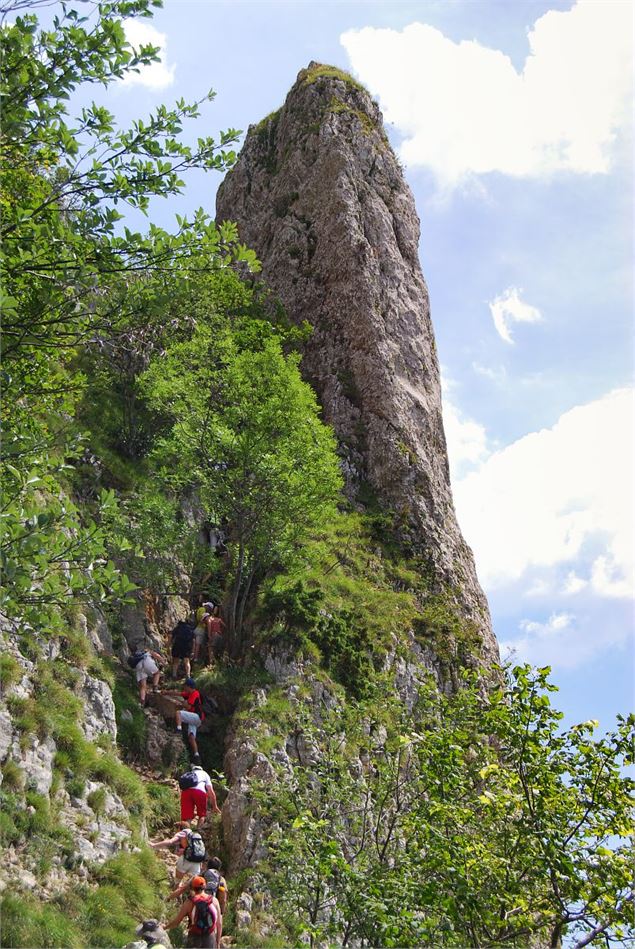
xmin=217 ymin=63 xmax=498 ymax=663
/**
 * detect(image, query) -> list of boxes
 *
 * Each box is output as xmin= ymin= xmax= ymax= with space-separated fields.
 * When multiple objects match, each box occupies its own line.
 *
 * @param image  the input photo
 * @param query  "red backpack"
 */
xmin=190 ymin=893 xmax=216 ymax=935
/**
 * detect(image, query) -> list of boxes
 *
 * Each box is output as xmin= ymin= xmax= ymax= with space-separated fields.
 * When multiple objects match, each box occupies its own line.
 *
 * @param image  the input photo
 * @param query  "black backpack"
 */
xmin=127 ymin=651 xmax=146 ymax=669
xmin=201 ymin=694 xmax=219 ymax=717
xmin=178 ymin=770 xmax=199 ymax=791
xmin=172 ymin=621 xmax=194 ymax=644
xmin=184 ymin=830 xmax=206 ymax=862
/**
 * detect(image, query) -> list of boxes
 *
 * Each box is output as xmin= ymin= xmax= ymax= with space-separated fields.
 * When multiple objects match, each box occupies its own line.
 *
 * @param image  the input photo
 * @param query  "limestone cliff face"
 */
xmin=216 ymin=63 xmax=497 ymax=662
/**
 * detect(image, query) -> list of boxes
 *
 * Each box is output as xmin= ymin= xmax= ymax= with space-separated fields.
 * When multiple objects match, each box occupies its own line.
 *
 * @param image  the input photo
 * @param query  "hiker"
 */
xmin=178 ymin=753 xmax=221 ymax=827
xmin=169 ymin=859 xmax=224 ymax=944
xmin=192 ymin=602 xmax=214 ymax=664
xmin=150 ymin=823 xmax=206 ymax=881
xmin=203 ymin=607 xmax=225 ymax=664
xmin=170 ymin=616 xmax=195 ymax=679
xmin=170 ymin=856 xmax=226 ymax=907
xmin=161 ymin=677 xmax=205 ymax=756
xmin=203 ymin=857 xmax=228 ymax=917
xmin=164 ymin=875 xmax=219 ymax=948
xmin=128 ymin=646 xmax=164 ymax=706
xmin=134 ymin=920 xmax=171 ymax=948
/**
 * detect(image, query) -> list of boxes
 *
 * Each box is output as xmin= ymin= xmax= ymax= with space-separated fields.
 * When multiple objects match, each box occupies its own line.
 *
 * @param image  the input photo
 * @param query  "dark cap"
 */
xmin=184 ymin=677 xmax=196 ymax=688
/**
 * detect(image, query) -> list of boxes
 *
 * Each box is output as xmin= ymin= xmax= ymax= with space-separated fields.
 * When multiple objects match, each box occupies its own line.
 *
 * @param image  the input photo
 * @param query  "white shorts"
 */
xmin=180 ymin=710 xmax=202 ymax=735
xmin=176 ymin=854 xmax=202 ymax=875
xmin=194 ymin=626 xmax=207 ymax=645
xmin=136 ymin=655 xmax=159 ymax=682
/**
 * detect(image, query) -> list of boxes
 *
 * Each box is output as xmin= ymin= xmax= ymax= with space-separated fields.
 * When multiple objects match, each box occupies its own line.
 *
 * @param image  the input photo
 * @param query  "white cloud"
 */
xmin=441 ymin=371 xmax=490 ymax=481
xmin=443 ymin=399 xmax=489 ymax=480
xmin=500 ymin=604 xmax=632 ymax=669
xmin=122 ymin=20 xmax=175 ymax=90
xmin=341 ymin=0 xmax=633 ymax=186
xmin=521 ymin=612 xmax=574 ymax=635
xmin=500 ymin=612 xmax=583 ymax=668
xmin=452 ymin=387 xmax=634 ymax=596
xmin=489 ymin=287 xmax=543 ymax=344
xmin=472 ymin=362 xmax=508 ymax=385
xmin=562 ymin=571 xmax=587 ymax=595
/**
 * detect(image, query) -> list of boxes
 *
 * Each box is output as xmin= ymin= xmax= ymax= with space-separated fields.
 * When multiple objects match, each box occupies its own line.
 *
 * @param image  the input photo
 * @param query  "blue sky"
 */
xmin=81 ymin=0 xmax=633 ymax=730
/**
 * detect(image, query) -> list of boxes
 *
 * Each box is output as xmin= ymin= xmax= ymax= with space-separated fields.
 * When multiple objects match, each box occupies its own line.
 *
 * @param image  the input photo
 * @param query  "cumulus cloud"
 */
xmin=472 ymin=362 xmax=508 ymax=385
xmin=562 ymin=571 xmax=587 ymax=595
xmin=122 ymin=20 xmax=175 ymax=90
xmin=341 ymin=0 xmax=633 ymax=186
xmin=489 ymin=287 xmax=543 ymax=344
xmin=500 ymin=612 xmax=582 ymax=668
xmin=452 ymin=387 xmax=634 ymax=598
xmin=441 ymin=372 xmax=490 ymax=481
xmin=499 ymin=602 xmax=632 ymax=669
xmin=443 ymin=399 xmax=489 ymax=480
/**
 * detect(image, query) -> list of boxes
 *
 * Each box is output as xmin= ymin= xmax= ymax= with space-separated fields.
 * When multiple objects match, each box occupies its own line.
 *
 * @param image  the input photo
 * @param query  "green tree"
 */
xmin=0 ymin=1 xmax=257 ymax=630
xmin=140 ymin=319 xmax=343 ymax=651
xmin=258 ymin=666 xmax=635 ymax=949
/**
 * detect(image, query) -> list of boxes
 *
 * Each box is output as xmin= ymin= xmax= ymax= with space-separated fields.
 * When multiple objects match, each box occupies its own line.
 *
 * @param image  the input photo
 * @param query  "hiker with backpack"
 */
xmin=161 ymin=677 xmax=205 ymax=756
xmin=203 ymin=607 xmax=225 ymax=665
xmin=128 ymin=646 xmax=165 ymax=706
xmin=150 ymin=823 xmax=207 ymax=881
xmin=203 ymin=858 xmax=228 ymax=917
xmin=169 ymin=858 xmax=224 ymax=945
xmin=164 ymin=875 xmax=220 ymax=948
xmin=178 ymin=753 xmax=221 ymax=828
xmin=192 ymin=602 xmax=214 ymax=664
xmin=170 ymin=616 xmax=195 ymax=679
xmin=170 ymin=856 xmax=227 ymax=910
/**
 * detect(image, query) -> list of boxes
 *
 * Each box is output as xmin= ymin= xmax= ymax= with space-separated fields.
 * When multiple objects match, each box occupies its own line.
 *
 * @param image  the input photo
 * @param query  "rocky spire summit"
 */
xmin=216 ymin=62 xmax=498 ymax=663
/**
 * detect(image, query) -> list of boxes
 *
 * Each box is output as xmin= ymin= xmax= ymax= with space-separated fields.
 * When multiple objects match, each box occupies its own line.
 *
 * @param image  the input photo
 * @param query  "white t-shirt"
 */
xmin=193 ymin=765 xmax=212 ymax=793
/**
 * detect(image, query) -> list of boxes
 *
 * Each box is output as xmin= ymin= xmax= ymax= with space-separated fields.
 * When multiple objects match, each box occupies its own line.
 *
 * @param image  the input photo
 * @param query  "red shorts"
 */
xmin=181 ymin=788 xmax=207 ymax=821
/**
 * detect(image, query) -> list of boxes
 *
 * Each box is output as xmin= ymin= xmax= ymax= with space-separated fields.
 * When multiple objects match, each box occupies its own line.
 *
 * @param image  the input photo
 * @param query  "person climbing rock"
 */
xmin=161 ymin=677 xmax=205 ymax=756
xmin=178 ymin=753 xmax=221 ymax=827
xmin=164 ymin=875 xmax=219 ymax=948
xmin=150 ymin=823 xmax=206 ymax=881
xmin=168 ymin=859 xmax=224 ymax=943
xmin=192 ymin=602 xmax=214 ymax=664
xmin=170 ymin=616 xmax=195 ymax=679
xmin=203 ymin=857 xmax=228 ymax=916
xmin=203 ymin=607 xmax=225 ymax=664
xmin=128 ymin=646 xmax=164 ymax=706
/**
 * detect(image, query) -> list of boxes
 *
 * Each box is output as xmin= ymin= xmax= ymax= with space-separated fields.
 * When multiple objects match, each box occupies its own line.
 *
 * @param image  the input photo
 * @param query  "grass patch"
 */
xmin=0 ymin=892 xmax=85 ymax=949
xmin=0 ymin=849 xmax=168 ymax=949
xmin=109 ymin=660 xmax=148 ymax=761
xmin=197 ymin=656 xmax=272 ymax=696
xmin=5 ymin=660 xmax=151 ymax=820
xmin=412 ymin=592 xmax=482 ymax=663
xmin=300 ymin=63 xmax=365 ymax=92
xmin=328 ymin=96 xmax=378 ymax=137
xmin=259 ymin=510 xmax=423 ymax=695
xmin=146 ymin=781 xmax=180 ymax=835
xmin=0 ymin=653 xmax=22 ymax=693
